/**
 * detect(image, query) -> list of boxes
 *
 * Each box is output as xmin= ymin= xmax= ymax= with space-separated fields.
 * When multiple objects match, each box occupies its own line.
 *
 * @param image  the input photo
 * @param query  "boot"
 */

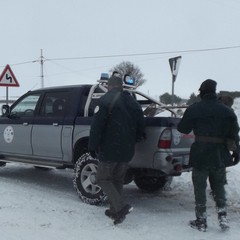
xmin=105 ymin=209 xmax=116 ymax=220
xmin=113 ymin=204 xmax=133 ymax=225
xmin=189 ymin=217 xmax=207 ymax=232
xmin=218 ymin=211 xmax=229 ymax=230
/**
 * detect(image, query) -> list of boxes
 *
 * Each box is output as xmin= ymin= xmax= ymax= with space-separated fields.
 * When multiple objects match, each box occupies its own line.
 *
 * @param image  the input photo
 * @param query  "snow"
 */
xmin=1 ymin=164 xmax=240 ymax=240
xmin=1 ymin=99 xmax=240 ymax=240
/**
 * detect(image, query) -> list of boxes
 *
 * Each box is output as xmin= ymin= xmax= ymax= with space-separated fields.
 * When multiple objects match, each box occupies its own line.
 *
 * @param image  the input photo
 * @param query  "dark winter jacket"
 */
xmin=88 ymin=88 xmax=145 ymax=162
xmin=177 ymin=93 xmax=239 ymax=169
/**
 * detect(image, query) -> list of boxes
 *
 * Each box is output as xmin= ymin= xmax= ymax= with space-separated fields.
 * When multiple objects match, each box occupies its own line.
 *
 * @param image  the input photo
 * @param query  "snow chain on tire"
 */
xmin=73 ymin=153 xmax=107 ymax=205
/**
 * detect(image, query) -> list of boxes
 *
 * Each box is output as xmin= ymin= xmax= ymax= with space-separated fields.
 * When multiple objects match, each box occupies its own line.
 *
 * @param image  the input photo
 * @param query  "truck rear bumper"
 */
xmin=153 ymin=151 xmax=191 ymax=175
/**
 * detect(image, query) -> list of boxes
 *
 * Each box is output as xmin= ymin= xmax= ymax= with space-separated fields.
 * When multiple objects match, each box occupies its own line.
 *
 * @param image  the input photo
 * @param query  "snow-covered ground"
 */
xmin=1 ymin=163 xmax=240 ymax=240
xmin=0 ymin=98 xmax=240 ymax=240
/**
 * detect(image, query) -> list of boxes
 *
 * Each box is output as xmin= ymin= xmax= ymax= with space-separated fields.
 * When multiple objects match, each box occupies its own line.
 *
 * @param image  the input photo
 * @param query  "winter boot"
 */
xmin=218 ymin=211 xmax=229 ymax=230
xmin=105 ymin=209 xmax=116 ymax=220
xmin=189 ymin=218 xmax=207 ymax=232
xmin=113 ymin=204 xmax=133 ymax=225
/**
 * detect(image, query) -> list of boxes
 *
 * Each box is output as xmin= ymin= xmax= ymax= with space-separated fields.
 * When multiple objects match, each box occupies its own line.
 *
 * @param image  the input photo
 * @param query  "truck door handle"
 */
xmin=23 ymin=122 xmax=29 ymax=126
xmin=53 ymin=123 xmax=59 ymax=126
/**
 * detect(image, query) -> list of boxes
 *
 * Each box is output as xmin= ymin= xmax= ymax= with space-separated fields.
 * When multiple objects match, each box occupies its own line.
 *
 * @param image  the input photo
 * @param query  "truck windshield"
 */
xmin=11 ymin=94 xmax=40 ymax=117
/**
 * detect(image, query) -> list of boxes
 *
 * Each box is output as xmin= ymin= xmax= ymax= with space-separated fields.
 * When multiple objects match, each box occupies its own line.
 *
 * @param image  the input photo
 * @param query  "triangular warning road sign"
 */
xmin=0 ymin=64 xmax=20 ymax=87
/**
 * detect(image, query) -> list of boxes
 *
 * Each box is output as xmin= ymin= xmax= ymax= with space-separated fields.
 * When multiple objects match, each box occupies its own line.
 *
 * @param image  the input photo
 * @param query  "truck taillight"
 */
xmin=158 ymin=128 xmax=171 ymax=149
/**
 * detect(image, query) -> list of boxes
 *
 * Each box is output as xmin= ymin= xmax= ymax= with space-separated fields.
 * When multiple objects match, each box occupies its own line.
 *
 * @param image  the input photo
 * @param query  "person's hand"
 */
xmin=232 ymin=151 xmax=239 ymax=165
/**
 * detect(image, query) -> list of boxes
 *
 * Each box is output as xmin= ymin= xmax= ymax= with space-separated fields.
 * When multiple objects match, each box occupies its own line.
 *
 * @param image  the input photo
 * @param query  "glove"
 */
xmin=232 ymin=151 xmax=239 ymax=165
xmin=89 ymin=150 xmax=97 ymax=159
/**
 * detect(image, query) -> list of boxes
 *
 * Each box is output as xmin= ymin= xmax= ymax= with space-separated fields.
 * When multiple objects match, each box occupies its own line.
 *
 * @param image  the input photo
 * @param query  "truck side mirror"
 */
xmin=2 ymin=105 xmax=10 ymax=116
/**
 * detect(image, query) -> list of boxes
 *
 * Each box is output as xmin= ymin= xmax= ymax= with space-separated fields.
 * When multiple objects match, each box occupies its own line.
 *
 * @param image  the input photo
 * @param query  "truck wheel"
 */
xmin=134 ymin=176 xmax=169 ymax=192
xmin=73 ymin=153 xmax=107 ymax=205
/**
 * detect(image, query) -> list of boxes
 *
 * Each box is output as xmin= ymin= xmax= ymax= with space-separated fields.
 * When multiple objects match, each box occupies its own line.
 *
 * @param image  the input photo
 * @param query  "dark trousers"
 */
xmin=192 ymin=167 xmax=226 ymax=218
xmin=96 ymin=161 xmax=128 ymax=212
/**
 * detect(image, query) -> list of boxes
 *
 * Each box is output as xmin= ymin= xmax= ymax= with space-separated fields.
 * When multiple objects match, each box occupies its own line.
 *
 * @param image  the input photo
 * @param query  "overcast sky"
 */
xmin=1 ymin=0 xmax=240 ymax=99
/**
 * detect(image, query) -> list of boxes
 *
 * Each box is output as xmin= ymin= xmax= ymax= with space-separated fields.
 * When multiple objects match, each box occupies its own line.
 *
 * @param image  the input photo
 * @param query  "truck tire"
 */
xmin=73 ymin=153 xmax=107 ymax=205
xmin=134 ymin=176 xmax=169 ymax=192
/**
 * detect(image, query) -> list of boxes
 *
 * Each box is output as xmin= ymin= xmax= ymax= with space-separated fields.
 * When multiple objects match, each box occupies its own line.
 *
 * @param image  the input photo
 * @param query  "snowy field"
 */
xmin=0 ymin=98 xmax=240 ymax=240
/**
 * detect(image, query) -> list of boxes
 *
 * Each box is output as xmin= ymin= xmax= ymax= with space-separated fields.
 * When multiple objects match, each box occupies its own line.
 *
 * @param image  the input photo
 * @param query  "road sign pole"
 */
xmin=171 ymin=75 xmax=176 ymax=106
xmin=6 ymin=87 xmax=8 ymax=105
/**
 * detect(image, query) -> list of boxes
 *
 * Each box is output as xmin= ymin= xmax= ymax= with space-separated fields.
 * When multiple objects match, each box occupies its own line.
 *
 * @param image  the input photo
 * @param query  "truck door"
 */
xmin=32 ymin=91 xmax=71 ymax=159
xmin=0 ymin=94 xmax=40 ymax=155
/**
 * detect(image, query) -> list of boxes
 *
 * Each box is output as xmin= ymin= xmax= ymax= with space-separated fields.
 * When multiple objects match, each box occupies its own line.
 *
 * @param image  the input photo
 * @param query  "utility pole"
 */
xmin=40 ymin=49 xmax=44 ymax=88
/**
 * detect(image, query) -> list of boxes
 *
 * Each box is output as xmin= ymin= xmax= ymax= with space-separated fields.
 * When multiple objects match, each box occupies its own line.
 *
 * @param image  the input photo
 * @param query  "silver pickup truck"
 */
xmin=0 ymin=78 xmax=194 ymax=204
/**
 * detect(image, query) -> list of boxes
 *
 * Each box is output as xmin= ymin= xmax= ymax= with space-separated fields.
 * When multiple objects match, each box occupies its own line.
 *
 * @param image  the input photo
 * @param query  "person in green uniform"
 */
xmin=177 ymin=79 xmax=239 ymax=232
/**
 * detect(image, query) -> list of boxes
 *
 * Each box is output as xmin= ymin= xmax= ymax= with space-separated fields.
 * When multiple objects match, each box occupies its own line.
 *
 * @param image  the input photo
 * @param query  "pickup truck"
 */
xmin=0 ymin=76 xmax=194 ymax=205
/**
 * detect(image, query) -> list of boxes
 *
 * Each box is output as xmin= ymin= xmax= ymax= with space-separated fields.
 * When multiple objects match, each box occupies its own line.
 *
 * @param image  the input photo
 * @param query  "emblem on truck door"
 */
xmin=94 ymin=105 xmax=100 ymax=113
xmin=3 ymin=126 xmax=14 ymax=143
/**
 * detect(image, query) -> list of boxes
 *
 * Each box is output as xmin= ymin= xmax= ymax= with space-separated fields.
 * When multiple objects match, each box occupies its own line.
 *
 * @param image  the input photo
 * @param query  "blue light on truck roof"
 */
xmin=100 ymin=73 xmax=109 ymax=80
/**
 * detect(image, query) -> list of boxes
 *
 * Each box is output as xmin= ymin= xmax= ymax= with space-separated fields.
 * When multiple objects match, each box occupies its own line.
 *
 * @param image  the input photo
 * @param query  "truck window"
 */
xmin=88 ymin=87 xmax=105 ymax=116
xmin=78 ymin=86 xmax=105 ymax=117
xmin=11 ymin=94 xmax=40 ymax=117
xmin=39 ymin=91 xmax=70 ymax=117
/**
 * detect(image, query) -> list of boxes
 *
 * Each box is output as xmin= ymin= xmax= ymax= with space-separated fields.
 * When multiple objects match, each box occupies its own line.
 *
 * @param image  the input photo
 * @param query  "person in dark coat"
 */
xmin=177 ymin=79 xmax=239 ymax=232
xmin=88 ymin=75 xmax=145 ymax=224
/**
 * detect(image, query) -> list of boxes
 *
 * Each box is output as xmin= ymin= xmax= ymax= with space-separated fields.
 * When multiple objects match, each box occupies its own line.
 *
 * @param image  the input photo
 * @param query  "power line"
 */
xmin=1 ymin=45 xmax=240 ymax=68
xmin=0 ymin=60 xmax=36 ymax=68
xmin=46 ymin=45 xmax=240 ymax=61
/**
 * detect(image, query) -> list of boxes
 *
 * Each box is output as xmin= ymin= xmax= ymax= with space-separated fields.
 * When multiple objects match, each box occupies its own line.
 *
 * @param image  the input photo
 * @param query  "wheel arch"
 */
xmin=73 ymin=137 xmax=89 ymax=163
